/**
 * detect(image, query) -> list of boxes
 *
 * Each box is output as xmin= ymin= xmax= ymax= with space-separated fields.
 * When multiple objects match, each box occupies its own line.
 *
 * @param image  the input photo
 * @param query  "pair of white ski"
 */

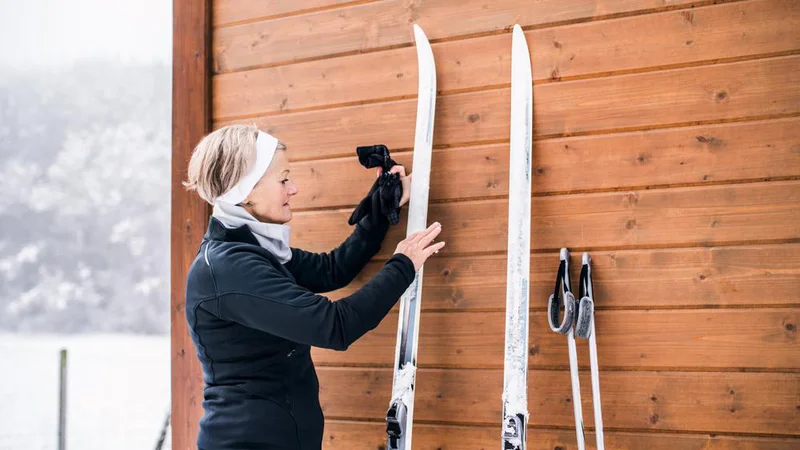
xmin=385 ymin=24 xmax=598 ymax=450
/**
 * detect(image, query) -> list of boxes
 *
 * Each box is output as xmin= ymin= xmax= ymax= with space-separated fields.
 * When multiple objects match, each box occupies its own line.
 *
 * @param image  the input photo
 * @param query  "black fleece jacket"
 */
xmin=186 ymin=215 xmax=415 ymax=449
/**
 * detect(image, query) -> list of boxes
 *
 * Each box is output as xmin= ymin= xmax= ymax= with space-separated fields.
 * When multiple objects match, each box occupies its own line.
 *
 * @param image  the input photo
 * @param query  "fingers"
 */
xmin=399 ymin=173 xmax=412 ymax=206
xmin=424 ymin=241 xmax=446 ymax=257
xmin=389 ymin=165 xmax=407 ymax=177
xmin=405 ymin=222 xmax=440 ymax=244
xmin=419 ymin=223 xmax=442 ymax=246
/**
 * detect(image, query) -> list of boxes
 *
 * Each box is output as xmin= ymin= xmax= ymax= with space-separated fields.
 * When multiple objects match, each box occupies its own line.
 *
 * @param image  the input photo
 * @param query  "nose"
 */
xmin=288 ymin=180 xmax=299 ymax=195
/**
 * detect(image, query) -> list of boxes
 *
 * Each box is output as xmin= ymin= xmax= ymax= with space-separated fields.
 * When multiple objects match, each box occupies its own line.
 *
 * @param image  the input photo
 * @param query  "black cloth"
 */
xmin=185 ymin=213 xmax=415 ymax=449
xmin=348 ymin=144 xmax=403 ymax=226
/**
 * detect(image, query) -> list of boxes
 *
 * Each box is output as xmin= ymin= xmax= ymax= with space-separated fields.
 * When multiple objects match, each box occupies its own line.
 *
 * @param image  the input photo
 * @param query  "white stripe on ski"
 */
xmin=387 ymin=23 xmax=436 ymax=450
xmin=502 ymin=24 xmax=532 ymax=450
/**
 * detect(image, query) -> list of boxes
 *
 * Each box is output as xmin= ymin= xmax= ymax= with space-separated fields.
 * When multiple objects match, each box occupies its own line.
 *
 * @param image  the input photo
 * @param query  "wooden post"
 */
xmin=58 ymin=348 xmax=67 ymax=450
xmin=171 ymin=0 xmax=211 ymax=448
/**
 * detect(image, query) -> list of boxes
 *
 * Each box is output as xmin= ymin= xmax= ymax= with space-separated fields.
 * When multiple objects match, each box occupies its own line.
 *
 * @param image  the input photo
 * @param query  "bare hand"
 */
xmin=394 ymin=222 xmax=445 ymax=271
xmin=377 ymin=165 xmax=412 ymax=207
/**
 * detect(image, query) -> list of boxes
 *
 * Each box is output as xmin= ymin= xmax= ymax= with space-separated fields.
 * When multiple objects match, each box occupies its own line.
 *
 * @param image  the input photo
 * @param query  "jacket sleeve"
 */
xmin=202 ymin=252 xmax=415 ymax=351
xmin=284 ymin=214 xmax=391 ymax=293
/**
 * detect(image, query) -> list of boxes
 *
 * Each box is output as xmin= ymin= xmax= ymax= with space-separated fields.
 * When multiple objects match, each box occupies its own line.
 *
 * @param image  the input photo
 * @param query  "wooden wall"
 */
xmin=174 ymin=0 xmax=800 ymax=448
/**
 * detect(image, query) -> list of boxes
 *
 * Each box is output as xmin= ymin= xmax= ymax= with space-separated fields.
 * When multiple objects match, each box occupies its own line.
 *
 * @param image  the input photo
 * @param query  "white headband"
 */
xmin=216 ymin=130 xmax=279 ymax=205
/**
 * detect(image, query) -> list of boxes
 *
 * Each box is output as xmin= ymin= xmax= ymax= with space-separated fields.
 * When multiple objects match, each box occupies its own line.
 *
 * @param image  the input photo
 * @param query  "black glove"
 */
xmin=348 ymin=145 xmax=403 ymax=226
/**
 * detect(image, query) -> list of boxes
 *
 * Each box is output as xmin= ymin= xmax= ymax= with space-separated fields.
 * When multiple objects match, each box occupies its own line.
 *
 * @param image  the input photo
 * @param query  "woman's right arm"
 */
xmin=200 ymin=223 xmax=444 ymax=350
xmin=201 ymin=253 xmax=414 ymax=351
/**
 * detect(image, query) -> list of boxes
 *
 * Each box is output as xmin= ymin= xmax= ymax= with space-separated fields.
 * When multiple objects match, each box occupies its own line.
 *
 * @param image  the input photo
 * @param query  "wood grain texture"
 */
xmin=213 ymin=0 xmax=373 ymax=26
xmin=289 ymin=118 xmax=800 ymax=210
xmin=212 ymin=0 xmax=725 ymax=72
xmin=317 ymin=368 xmax=800 ymax=435
xmin=214 ymin=0 xmax=800 ymax=116
xmin=330 ymin=244 xmax=800 ymax=310
xmin=323 ymin=420 xmax=800 ymax=450
xmin=311 ymin=309 xmax=800 ymax=369
xmin=218 ymin=55 xmax=800 ymax=164
xmin=172 ymin=0 xmax=211 ymax=449
xmin=290 ymin=180 xmax=800 ymax=256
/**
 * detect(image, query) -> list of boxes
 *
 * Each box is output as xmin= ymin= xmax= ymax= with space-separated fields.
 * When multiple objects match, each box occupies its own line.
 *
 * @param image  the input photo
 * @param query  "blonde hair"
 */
xmin=183 ymin=124 xmax=286 ymax=204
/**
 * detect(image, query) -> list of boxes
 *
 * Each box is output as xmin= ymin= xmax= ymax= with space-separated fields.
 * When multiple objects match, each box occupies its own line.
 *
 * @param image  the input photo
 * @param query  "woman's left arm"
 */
xmin=286 ymin=165 xmax=410 ymax=293
xmin=285 ymin=214 xmax=390 ymax=293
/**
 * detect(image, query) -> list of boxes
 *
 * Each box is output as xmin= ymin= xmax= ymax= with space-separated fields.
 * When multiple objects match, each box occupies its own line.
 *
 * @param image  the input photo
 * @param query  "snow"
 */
xmin=0 ymin=333 xmax=171 ymax=450
xmin=391 ymin=362 xmax=417 ymax=407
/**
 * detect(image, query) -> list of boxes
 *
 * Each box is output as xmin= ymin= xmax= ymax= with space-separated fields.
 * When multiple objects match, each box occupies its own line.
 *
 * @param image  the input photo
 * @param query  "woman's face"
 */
xmin=242 ymin=149 xmax=298 ymax=224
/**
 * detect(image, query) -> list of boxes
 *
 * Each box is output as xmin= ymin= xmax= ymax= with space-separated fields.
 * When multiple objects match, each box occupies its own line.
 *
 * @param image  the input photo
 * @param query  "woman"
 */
xmin=183 ymin=124 xmax=444 ymax=449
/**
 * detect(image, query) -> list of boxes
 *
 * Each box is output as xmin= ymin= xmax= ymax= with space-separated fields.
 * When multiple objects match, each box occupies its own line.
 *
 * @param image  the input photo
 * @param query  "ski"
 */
xmin=501 ymin=24 xmax=533 ymax=450
xmin=576 ymin=253 xmax=605 ymax=450
xmin=386 ymin=24 xmax=437 ymax=450
xmin=548 ymin=249 xmax=586 ymax=450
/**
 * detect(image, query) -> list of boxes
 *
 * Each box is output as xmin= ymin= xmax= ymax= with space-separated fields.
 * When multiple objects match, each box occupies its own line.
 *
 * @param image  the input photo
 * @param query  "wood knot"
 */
xmin=468 ymin=113 xmax=481 ymax=123
xmin=535 ymin=166 xmax=546 ymax=175
xmin=650 ymin=413 xmax=659 ymax=424
xmin=529 ymin=344 xmax=540 ymax=356
xmin=715 ymin=91 xmax=728 ymax=102
xmin=625 ymin=219 xmax=638 ymax=230
xmin=441 ymin=268 xmax=451 ymax=277
xmin=696 ymin=135 xmax=723 ymax=147
xmin=550 ymin=68 xmax=561 ymax=82
xmin=553 ymin=41 xmax=562 ymax=49
xmin=785 ymin=323 xmax=796 ymax=332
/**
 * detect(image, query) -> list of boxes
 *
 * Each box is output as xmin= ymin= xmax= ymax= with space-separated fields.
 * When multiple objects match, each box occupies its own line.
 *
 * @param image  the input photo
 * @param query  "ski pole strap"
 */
xmin=575 ymin=256 xmax=594 ymax=339
xmin=548 ymin=260 xmax=576 ymax=335
xmin=579 ymin=262 xmax=589 ymax=300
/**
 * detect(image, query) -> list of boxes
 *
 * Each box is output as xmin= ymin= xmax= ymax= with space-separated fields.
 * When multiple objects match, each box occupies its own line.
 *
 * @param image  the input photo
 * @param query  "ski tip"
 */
xmin=560 ymin=248 xmax=570 ymax=260
xmin=582 ymin=252 xmax=591 ymax=265
xmin=412 ymin=24 xmax=429 ymax=44
xmin=512 ymin=23 xmax=523 ymax=37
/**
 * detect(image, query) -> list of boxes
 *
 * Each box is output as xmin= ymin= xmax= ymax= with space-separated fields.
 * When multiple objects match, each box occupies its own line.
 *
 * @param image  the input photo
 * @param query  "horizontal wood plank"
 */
xmin=290 ymin=118 xmax=800 ymax=210
xmin=212 ymin=0 xmax=726 ymax=72
xmin=324 ymin=420 xmax=800 ymax=450
xmin=290 ymin=181 xmax=800 ymax=256
xmin=219 ymin=56 xmax=800 ymax=163
xmin=214 ymin=0 xmax=800 ymax=116
xmin=317 ymin=368 xmax=800 ymax=435
xmin=312 ymin=309 xmax=800 ymax=369
xmin=330 ymin=244 xmax=800 ymax=310
xmin=213 ymin=0 xmax=370 ymax=27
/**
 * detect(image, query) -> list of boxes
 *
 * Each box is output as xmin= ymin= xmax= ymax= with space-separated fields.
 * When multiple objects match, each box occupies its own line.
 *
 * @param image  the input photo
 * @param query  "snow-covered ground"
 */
xmin=0 ymin=333 xmax=171 ymax=450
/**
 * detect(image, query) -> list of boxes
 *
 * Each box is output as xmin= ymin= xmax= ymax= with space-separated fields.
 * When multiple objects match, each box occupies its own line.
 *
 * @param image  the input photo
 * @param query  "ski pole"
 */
xmin=575 ymin=253 xmax=604 ymax=450
xmin=547 ymin=248 xmax=586 ymax=450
